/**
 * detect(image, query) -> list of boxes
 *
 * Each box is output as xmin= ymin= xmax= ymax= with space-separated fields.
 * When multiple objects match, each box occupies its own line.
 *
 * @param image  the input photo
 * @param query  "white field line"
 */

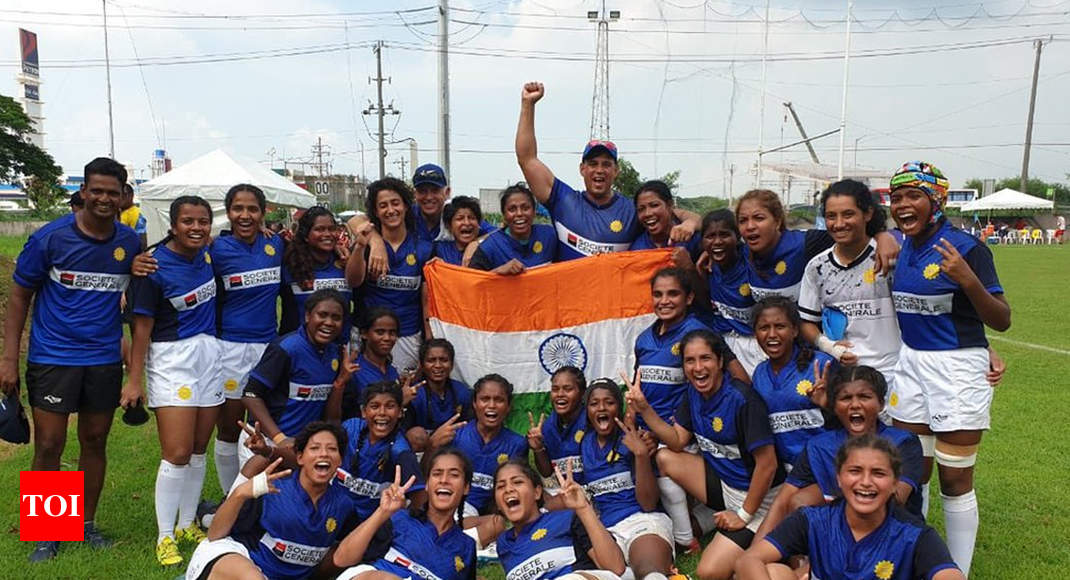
xmin=988 ymin=334 xmax=1070 ymax=356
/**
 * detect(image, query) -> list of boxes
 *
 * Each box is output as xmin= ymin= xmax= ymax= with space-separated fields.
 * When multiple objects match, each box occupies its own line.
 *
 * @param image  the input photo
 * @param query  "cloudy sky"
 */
xmin=3 ymin=0 xmax=1068 ymax=202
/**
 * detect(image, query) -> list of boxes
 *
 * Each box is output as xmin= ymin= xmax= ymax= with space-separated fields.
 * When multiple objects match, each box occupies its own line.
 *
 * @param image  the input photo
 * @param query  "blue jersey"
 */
xmin=412 ymin=202 xmax=494 ymax=243
xmin=358 ymin=233 xmax=432 ymax=336
xmin=405 ymin=379 xmax=473 ymax=431
xmin=231 ymin=472 xmax=357 ymax=580
xmin=540 ymin=413 xmax=587 ymax=477
xmin=344 ymin=353 xmax=400 ymax=420
xmin=787 ymin=424 xmax=924 ymax=516
xmin=245 ymin=328 xmax=341 ymax=437
xmin=745 ymin=229 xmax=833 ymax=302
xmin=497 ymin=510 xmax=596 ymax=580
xmin=469 ymin=225 xmax=558 ymax=270
xmin=629 ymin=226 xmax=701 ymax=260
xmin=633 ymin=315 xmax=734 ymax=426
xmin=892 ymin=220 xmax=1002 ymax=350
xmin=366 ymin=510 xmax=476 ymax=580
xmin=766 ymin=502 xmax=959 ymax=580
xmin=673 ymin=373 xmax=785 ymax=490
xmin=12 ymin=214 xmax=138 ymax=365
xmin=433 ymin=240 xmax=467 ymax=266
xmin=279 ymin=258 xmax=351 ymax=336
xmin=130 ymin=244 xmax=216 ymax=342
xmin=751 ymin=349 xmax=834 ymax=467
xmin=454 ymin=422 xmax=528 ymax=514
xmin=212 ymin=232 xmax=283 ymax=343
xmin=576 ymin=430 xmax=652 ymax=527
xmin=546 ymin=178 xmax=639 ymax=261
xmin=705 ymin=254 xmax=755 ymax=335
xmin=337 ymin=417 xmax=424 ymax=519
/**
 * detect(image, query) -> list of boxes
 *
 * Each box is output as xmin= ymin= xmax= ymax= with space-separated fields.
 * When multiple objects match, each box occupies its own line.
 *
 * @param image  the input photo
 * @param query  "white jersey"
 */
xmin=798 ymin=239 xmax=899 ymax=375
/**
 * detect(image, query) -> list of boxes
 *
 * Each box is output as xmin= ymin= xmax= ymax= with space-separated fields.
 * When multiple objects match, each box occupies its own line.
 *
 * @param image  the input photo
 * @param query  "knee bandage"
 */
xmin=934 ymin=441 xmax=978 ymax=468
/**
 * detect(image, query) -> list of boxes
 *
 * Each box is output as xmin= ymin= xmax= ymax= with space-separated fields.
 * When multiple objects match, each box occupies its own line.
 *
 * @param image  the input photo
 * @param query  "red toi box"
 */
xmin=20 ymin=471 xmax=85 ymax=542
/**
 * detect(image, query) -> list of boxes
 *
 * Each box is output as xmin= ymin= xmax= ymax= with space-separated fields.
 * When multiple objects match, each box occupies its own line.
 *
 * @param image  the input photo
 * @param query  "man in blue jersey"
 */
xmin=515 ymin=81 xmax=700 ymax=261
xmin=1 ymin=158 xmax=141 ymax=562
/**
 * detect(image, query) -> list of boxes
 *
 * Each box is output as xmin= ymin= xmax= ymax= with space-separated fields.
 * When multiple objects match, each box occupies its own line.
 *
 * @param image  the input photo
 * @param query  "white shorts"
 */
xmin=721 ymin=482 xmax=779 ymax=533
xmin=391 ymin=333 xmax=423 ymax=374
xmin=724 ymin=333 xmax=766 ymax=377
xmin=607 ymin=511 xmax=674 ymax=561
xmin=888 ymin=344 xmax=992 ymax=432
xmin=219 ymin=340 xmax=269 ymax=400
xmin=337 ymin=564 xmax=379 ymax=580
xmin=556 ymin=572 xmax=622 ymax=580
xmin=147 ymin=333 xmax=224 ymax=408
xmin=185 ymin=536 xmax=256 ymax=580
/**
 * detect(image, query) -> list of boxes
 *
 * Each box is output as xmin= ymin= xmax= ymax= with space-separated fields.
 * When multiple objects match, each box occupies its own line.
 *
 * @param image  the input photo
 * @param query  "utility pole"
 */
xmin=588 ymin=1 xmax=619 ymax=140
xmin=394 ymin=156 xmax=408 ymax=178
xmin=836 ymin=0 xmax=853 ymax=181
xmin=1021 ymin=37 xmax=1047 ymax=193
xmin=784 ymin=102 xmax=821 ymax=164
xmin=755 ymin=0 xmax=770 ymax=187
xmin=311 ymin=137 xmax=331 ymax=177
xmin=363 ymin=42 xmax=399 ymax=179
xmin=438 ymin=0 xmax=450 ymax=177
xmin=102 ymin=0 xmax=115 ymax=158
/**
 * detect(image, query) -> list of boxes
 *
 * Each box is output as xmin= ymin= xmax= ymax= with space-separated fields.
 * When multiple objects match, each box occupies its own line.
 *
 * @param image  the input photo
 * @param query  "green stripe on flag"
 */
xmin=504 ymin=392 xmax=551 ymax=435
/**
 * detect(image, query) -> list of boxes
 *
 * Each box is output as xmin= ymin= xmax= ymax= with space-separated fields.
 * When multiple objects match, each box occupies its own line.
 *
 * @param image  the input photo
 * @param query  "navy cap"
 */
xmin=412 ymin=164 xmax=448 ymax=188
xmin=582 ymin=140 xmax=618 ymax=162
xmin=0 ymin=392 xmax=30 ymax=444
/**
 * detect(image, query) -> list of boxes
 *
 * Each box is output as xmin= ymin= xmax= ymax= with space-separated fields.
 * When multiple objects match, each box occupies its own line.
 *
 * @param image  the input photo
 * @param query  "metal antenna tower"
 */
xmin=587 ymin=1 xmax=619 ymax=140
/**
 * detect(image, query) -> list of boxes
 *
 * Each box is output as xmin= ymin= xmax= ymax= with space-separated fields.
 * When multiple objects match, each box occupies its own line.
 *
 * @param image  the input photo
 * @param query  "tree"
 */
xmin=613 ymin=158 xmax=681 ymax=198
xmin=964 ymin=176 xmax=1069 ymax=204
xmin=0 ymin=93 xmax=63 ymax=213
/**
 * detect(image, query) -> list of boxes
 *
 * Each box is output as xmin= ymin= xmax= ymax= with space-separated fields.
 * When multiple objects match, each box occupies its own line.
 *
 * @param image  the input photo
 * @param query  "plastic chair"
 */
xmin=1031 ymin=229 xmax=1043 ymax=244
xmin=1017 ymin=229 xmax=1031 ymax=244
xmin=1003 ymin=230 xmax=1018 ymax=244
xmin=1047 ymin=229 xmax=1057 ymax=244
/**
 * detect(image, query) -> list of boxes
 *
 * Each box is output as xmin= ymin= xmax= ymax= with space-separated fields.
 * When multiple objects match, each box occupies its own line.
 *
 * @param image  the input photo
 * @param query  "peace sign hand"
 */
xmin=933 ymin=238 xmax=979 ymax=287
xmin=620 ymin=371 xmax=650 ymax=415
xmin=379 ymin=465 xmax=417 ymax=515
xmin=239 ymin=420 xmax=271 ymax=458
xmin=554 ymin=458 xmax=589 ymax=511
xmin=335 ymin=346 xmax=361 ymax=385
xmin=615 ymin=415 xmax=648 ymax=458
xmin=807 ymin=360 xmax=832 ymax=409
xmin=400 ymin=374 xmax=426 ymax=407
xmin=527 ymin=411 xmax=546 ymax=450
xmin=237 ymin=457 xmax=292 ymax=500
xmin=428 ymin=413 xmax=466 ymax=449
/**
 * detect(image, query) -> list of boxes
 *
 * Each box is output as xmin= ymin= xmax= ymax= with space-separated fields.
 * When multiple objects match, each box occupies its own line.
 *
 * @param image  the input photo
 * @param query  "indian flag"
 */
xmin=424 ymin=249 xmax=673 ymax=432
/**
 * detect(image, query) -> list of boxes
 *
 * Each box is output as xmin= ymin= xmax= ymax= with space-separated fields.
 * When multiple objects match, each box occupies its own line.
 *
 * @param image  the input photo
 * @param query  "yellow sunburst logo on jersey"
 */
xmin=574 ymin=430 xmax=585 ymax=443
xmin=113 ymin=247 xmax=126 ymax=262
xmin=863 ymin=268 xmax=876 ymax=284
xmin=325 ymin=517 xmax=337 ymax=533
xmin=739 ymin=283 xmax=751 ymax=297
xmin=265 ymin=244 xmax=276 ymax=256
xmin=177 ymin=385 xmax=193 ymax=400
xmin=671 ymin=342 xmax=681 ymax=356
xmin=454 ymin=556 xmax=465 ymax=572
xmin=774 ymin=260 xmax=787 ymax=275
xmin=204 ymin=252 xmax=212 ymax=264
xmin=331 ymin=359 xmax=339 ymax=371
xmin=224 ymin=379 xmax=239 ymax=392
xmin=796 ymin=379 xmax=813 ymax=396
xmin=923 ymin=263 xmax=940 ymax=280
xmin=607 ymin=449 xmax=619 ymax=463
xmin=874 ymin=560 xmax=894 ymax=580
xmin=533 ymin=241 xmax=544 ymax=254
xmin=609 ymin=220 xmax=623 ymax=233
xmin=406 ymin=253 xmax=417 ymax=266
xmin=889 ymin=392 xmax=899 ymax=407
xmin=497 ymin=453 xmax=508 ymax=464
xmin=712 ymin=417 xmax=723 ymax=432
xmin=531 ymin=528 xmax=547 ymax=541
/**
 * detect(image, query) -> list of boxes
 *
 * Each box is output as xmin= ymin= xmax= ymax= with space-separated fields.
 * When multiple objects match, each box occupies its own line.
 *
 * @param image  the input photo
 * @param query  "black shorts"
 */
xmin=703 ymin=459 xmax=756 ymax=550
xmin=25 ymin=363 xmax=123 ymax=414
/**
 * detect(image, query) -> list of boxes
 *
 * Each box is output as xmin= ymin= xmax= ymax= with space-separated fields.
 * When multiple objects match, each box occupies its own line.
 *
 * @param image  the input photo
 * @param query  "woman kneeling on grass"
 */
xmin=735 ymin=434 xmax=964 ymax=580
xmin=624 ymin=330 xmax=783 ymax=580
xmin=494 ymin=459 xmax=625 ymax=580
xmin=184 ymin=422 xmax=357 ymax=580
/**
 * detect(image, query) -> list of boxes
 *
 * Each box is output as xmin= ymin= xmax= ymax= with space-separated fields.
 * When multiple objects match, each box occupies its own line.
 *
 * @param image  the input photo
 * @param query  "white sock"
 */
xmin=658 ymin=476 xmax=693 ymax=545
xmin=214 ymin=440 xmax=239 ymax=494
xmin=643 ymin=573 xmax=669 ymax=580
xmin=942 ymin=490 xmax=979 ymax=577
xmin=620 ymin=568 xmax=636 ymax=580
xmin=921 ymin=482 xmax=931 ymax=520
xmin=693 ymin=502 xmax=717 ymax=536
xmin=155 ymin=460 xmax=187 ymax=542
xmin=177 ymin=453 xmax=207 ymax=531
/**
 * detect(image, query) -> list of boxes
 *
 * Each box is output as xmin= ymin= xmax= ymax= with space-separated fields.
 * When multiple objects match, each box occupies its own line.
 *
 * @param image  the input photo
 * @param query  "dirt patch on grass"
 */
xmin=0 ymin=256 xmax=30 ymax=356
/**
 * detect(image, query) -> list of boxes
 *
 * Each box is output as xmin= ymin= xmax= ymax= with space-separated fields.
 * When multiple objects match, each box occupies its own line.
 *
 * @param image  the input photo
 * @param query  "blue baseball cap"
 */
xmin=412 ymin=164 xmax=448 ymax=188
xmin=0 ymin=392 xmax=29 ymax=444
xmin=582 ymin=139 xmax=618 ymax=162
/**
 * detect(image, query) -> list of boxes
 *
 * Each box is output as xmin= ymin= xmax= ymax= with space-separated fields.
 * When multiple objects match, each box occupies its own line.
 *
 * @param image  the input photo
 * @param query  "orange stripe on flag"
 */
xmin=425 ymin=249 xmax=674 ymax=333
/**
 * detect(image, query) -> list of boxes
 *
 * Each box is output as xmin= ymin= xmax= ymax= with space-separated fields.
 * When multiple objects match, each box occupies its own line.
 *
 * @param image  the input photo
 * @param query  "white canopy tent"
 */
xmin=138 ymin=149 xmax=316 ymax=244
xmin=960 ymin=188 xmax=1053 ymax=213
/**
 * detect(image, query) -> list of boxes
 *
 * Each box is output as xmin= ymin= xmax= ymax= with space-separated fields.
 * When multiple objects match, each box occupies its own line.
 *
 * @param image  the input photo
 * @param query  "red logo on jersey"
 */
xmin=567 ymin=233 xmax=578 ymax=246
xmin=296 ymin=386 xmax=312 ymax=398
xmin=59 ymin=273 xmax=76 ymax=285
xmin=20 ymin=471 xmax=85 ymax=541
xmin=184 ymin=294 xmax=198 ymax=307
xmin=394 ymin=556 xmax=412 ymax=567
xmin=229 ymin=275 xmax=244 ymax=287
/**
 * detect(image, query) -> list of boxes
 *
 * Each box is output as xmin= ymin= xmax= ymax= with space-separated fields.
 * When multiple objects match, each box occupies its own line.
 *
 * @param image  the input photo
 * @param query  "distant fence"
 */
xmin=0 ymin=221 xmax=46 ymax=236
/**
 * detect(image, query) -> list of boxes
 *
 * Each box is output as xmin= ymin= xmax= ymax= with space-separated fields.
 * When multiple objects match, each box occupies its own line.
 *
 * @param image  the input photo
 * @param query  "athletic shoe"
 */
xmin=196 ymin=499 xmax=220 ymax=529
xmin=176 ymin=524 xmax=208 ymax=545
xmin=156 ymin=536 xmax=183 ymax=566
xmin=476 ymin=541 xmax=498 ymax=565
xmin=28 ymin=540 xmax=59 ymax=563
xmin=83 ymin=523 xmax=114 ymax=549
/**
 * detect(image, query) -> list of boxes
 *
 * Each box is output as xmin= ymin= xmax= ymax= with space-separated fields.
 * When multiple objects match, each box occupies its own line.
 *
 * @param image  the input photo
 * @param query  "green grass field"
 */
xmin=0 ymin=238 xmax=1067 ymax=579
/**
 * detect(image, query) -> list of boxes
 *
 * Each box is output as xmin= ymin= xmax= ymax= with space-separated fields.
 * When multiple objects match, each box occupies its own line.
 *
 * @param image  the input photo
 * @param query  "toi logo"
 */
xmin=20 ymin=471 xmax=85 ymax=541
